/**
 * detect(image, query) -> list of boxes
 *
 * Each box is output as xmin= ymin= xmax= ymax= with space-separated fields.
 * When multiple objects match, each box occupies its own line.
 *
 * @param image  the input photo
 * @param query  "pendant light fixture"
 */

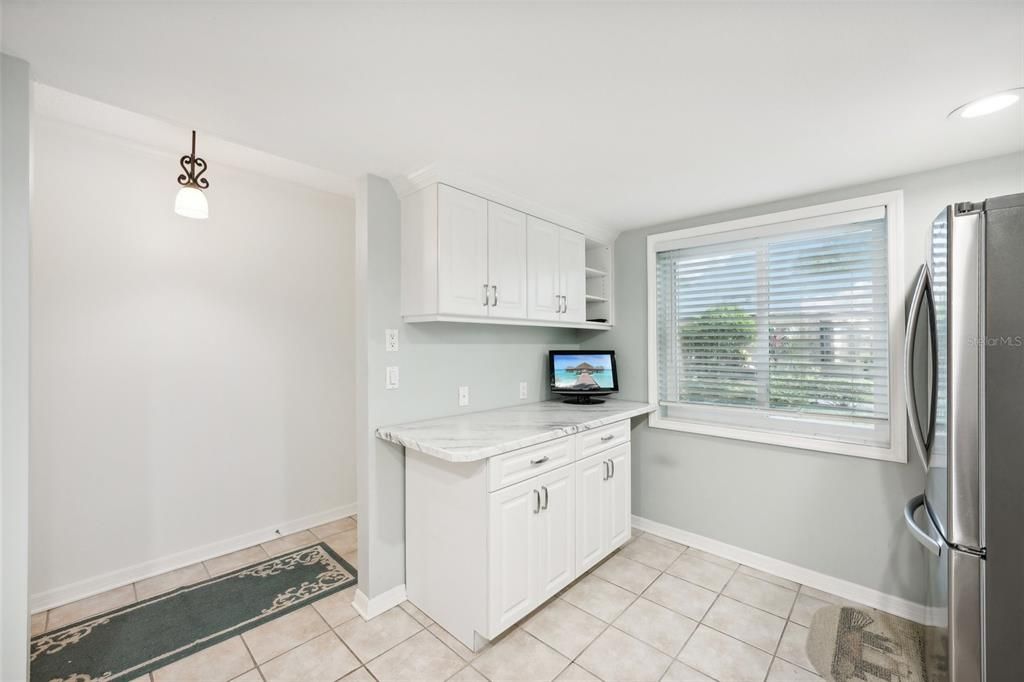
xmin=175 ymin=130 xmax=210 ymax=219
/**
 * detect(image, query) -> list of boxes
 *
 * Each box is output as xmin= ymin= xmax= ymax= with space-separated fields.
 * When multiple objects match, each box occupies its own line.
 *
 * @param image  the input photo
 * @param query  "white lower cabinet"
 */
xmin=487 ymin=465 xmax=575 ymax=634
xmin=575 ymin=444 xmax=632 ymax=574
xmin=534 ymin=466 xmax=576 ymax=601
xmin=404 ymin=420 xmax=632 ymax=651
xmin=487 ymin=477 xmax=538 ymax=634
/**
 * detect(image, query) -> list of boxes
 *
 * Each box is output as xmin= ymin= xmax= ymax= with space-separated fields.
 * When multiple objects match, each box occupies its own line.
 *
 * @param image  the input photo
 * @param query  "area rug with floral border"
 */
xmin=30 ymin=543 xmax=357 ymax=682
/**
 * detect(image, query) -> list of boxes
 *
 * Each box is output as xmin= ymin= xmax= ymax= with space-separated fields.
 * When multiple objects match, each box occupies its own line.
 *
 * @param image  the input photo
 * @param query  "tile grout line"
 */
xmin=237 ymin=633 xmax=261 ymax=680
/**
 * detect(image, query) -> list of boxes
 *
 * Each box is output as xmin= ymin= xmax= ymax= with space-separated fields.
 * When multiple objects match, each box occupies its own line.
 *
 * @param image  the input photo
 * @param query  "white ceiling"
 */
xmin=3 ymin=2 xmax=1023 ymax=233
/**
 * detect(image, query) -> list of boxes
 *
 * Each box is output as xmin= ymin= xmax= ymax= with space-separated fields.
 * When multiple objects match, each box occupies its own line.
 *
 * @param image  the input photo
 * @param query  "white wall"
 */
xmin=29 ymin=115 xmax=357 ymax=609
xmin=2 ymin=52 xmax=33 ymax=682
xmin=582 ymin=152 xmax=1024 ymax=606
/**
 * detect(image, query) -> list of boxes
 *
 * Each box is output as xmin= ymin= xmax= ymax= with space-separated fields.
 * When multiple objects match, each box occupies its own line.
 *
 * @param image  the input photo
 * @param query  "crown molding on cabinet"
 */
xmin=390 ymin=162 xmax=619 ymax=245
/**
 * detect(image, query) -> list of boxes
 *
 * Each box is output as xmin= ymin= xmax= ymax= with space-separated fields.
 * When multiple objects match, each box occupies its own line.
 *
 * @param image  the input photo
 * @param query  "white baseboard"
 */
xmin=31 ymin=502 xmax=358 ymax=613
xmin=353 ymin=584 xmax=407 ymax=621
xmin=632 ymin=515 xmax=928 ymax=624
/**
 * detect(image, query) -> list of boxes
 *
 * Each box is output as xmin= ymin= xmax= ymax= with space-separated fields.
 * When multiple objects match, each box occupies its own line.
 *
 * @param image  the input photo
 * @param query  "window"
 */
xmin=647 ymin=192 xmax=906 ymax=462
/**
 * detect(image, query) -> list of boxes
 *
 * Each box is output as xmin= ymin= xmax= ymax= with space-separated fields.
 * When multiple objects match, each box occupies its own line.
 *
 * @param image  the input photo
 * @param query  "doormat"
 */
xmin=807 ymin=604 xmax=927 ymax=682
xmin=30 ymin=543 xmax=356 ymax=681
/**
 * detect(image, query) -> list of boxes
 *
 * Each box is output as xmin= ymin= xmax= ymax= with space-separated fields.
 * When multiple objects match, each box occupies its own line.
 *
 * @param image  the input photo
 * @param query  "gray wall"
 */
xmin=581 ymin=153 xmax=1024 ymax=603
xmin=356 ymin=175 xmax=579 ymax=599
xmin=2 ymin=53 xmax=32 ymax=682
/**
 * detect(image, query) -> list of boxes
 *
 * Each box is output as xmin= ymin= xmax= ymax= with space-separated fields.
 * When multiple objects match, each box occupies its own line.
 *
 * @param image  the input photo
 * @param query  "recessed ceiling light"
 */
xmin=949 ymin=88 xmax=1023 ymax=119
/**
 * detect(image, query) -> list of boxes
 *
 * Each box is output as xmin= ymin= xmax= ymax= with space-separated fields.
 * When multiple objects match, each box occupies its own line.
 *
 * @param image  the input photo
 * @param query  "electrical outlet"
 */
xmin=458 ymin=386 xmax=470 ymax=407
xmin=385 ymin=329 xmax=399 ymax=352
xmin=386 ymin=366 xmax=399 ymax=389
xmin=519 ymin=381 xmax=528 ymax=400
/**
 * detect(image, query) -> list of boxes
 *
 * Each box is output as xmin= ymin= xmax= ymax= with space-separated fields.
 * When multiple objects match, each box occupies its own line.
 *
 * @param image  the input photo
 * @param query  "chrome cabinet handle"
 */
xmin=904 ymin=494 xmax=941 ymax=556
xmin=602 ymin=460 xmax=609 ymax=481
xmin=530 ymin=455 xmax=549 ymax=465
xmin=483 ymin=284 xmax=489 ymax=306
xmin=533 ymin=489 xmax=541 ymax=514
xmin=541 ymin=486 xmax=549 ymax=510
xmin=491 ymin=285 xmax=498 ymax=307
xmin=905 ymin=264 xmax=938 ymax=472
xmin=600 ymin=434 xmax=614 ymax=442
xmin=561 ymin=295 xmax=567 ymax=313
xmin=610 ymin=459 xmax=615 ymax=478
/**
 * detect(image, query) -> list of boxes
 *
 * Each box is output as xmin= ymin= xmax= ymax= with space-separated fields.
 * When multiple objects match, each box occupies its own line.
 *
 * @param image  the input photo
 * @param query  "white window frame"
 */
xmin=646 ymin=191 xmax=906 ymax=463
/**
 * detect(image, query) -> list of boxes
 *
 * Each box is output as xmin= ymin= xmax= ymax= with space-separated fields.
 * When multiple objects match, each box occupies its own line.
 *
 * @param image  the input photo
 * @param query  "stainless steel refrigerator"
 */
xmin=903 ymin=193 xmax=1024 ymax=682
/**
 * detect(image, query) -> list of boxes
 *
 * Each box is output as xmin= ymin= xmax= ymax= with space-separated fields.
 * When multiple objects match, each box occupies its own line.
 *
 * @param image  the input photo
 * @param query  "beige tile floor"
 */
xmin=31 ymin=521 xmax=874 ymax=682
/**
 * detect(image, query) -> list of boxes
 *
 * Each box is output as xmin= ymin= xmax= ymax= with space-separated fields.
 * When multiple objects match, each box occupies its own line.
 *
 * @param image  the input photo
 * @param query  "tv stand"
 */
xmin=562 ymin=395 xmax=606 ymax=405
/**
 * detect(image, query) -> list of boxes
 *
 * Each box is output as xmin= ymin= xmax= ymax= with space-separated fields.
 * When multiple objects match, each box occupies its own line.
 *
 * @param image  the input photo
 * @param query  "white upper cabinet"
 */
xmin=527 ymin=217 xmax=587 ymax=323
xmin=401 ymin=182 xmax=610 ymax=328
xmin=437 ymin=185 xmax=489 ymax=316
xmin=560 ymin=229 xmax=587 ymax=323
xmin=487 ymin=203 xmax=528 ymax=319
xmin=526 ymin=217 xmax=563 ymax=322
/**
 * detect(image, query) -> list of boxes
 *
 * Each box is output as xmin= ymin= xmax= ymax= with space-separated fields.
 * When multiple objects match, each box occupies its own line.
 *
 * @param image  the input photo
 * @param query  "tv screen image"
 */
xmin=549 ymin=352 xmax=618 ymax=403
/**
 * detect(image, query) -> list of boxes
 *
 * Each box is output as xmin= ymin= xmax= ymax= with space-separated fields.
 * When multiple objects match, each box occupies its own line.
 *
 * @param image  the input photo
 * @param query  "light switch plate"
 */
xmin=519 ymin=382 xmax=528 ymax=400
xmin=385 ymin=329 xmax=399 ymax=352
xmin=386 ymin=366 xmax=399 ymax=389
xmin=458 ymin=386 xmax=470 ymax=407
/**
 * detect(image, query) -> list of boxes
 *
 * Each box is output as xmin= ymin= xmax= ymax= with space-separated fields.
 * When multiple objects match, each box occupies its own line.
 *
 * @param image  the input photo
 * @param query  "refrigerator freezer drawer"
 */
xmin=919 ymin=494 xmax=983 ymax=682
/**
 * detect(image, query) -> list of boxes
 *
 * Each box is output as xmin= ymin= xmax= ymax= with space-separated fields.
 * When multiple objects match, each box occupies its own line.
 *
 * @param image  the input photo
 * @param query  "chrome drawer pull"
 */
xmin=603 ymin=461 xmax=610 ymax=481
xmin=610 ymin=459 xmax=615 ymax=478
xmin=533 ymin=489 xmax=541 ymax=514
xmin=530 ymin=456 xmax=550 ymax=465
xmin=600 ymin=434 xmax=615 ymax=442
xmin=541 ymin=486 xmax=549 ymax=510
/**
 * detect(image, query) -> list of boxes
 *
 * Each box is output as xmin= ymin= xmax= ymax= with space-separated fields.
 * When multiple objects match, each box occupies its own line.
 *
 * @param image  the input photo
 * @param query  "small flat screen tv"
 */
xmin=549 ymin=350 xmax=618 ymax=404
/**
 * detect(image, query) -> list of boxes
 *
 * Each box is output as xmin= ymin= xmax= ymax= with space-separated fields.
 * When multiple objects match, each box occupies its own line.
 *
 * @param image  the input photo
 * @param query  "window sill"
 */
xmin=648 ymin=412 xmax=907 ymax=463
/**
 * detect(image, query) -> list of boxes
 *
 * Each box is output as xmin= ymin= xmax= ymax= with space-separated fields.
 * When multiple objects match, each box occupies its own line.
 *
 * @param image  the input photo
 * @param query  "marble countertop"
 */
xmin=375 ymin=399 xmax=655 ymax=462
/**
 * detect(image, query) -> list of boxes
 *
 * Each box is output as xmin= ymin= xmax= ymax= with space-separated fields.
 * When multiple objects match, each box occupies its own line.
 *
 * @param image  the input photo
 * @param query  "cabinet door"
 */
xmin=534 ymin=466 xmax=575 ymax=601
xmin=575 ymin=452 xmax=608 ymax=575
xmin=488 ymin=478 xmax=538 ymax=634
xmin=487 ymin=203 xmax=528 ymax=319
xmin=527 ymin=217 xmax=563 ymax=321
xmin=438 ymin=185 xmax=489 ymax=316
xmin=559 ymin=229 xmax=587 ymax=323
xmin=605 ymin=444 xmax=632 ymax=550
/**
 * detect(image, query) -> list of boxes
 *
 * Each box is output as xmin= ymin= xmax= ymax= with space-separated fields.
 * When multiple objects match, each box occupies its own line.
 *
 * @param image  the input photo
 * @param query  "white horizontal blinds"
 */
xmin=656 ymin=208 xmax=890 ymax=444
xmin=664 ymin=245 xmax=760 ymax=406
xmin=765 ymin=220 xmax=889 ymax=420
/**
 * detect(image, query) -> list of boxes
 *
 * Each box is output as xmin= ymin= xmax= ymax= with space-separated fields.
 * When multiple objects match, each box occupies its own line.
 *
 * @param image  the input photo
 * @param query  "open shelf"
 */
xmin=584 ymin=239 xmax=613 ymax=327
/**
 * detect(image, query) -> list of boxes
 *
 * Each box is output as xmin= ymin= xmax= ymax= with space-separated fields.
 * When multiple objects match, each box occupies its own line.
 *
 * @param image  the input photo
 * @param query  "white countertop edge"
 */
xmin=375 ymin=401 xmax=655 ymax=463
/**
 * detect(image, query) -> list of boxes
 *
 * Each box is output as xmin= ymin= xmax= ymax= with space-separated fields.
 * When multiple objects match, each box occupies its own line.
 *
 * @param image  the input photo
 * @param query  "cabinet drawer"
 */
xmin=577 ymin=420 xmax=630 ymax=460
xmin=488 ymin=437 xmax=574 ymax=492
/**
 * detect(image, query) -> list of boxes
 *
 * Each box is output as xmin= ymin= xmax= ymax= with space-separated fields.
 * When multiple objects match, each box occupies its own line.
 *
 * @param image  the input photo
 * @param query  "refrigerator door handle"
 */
xmin=904 ymin=264 xmax=938 ymax=472
xmin=904 ymin=494 xmax=942 ymax=556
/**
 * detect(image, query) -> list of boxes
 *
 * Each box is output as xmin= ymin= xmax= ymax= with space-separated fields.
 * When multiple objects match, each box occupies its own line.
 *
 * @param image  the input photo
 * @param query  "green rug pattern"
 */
xmin=30 ymin=543 xmax=356 ymax=682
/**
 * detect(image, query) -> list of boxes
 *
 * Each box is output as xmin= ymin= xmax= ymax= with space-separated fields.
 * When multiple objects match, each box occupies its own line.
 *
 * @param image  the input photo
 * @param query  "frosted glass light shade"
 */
xmin=960 ymin=92 xmax=1019 ymax=118
xmin=174 ymin=186 xmax=209 ymax=219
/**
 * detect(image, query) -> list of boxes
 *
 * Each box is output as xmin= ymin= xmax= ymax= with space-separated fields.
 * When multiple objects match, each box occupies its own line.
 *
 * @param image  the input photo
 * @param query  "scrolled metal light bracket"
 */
xmin=177 ymin=130 xmax=210 ymax=190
